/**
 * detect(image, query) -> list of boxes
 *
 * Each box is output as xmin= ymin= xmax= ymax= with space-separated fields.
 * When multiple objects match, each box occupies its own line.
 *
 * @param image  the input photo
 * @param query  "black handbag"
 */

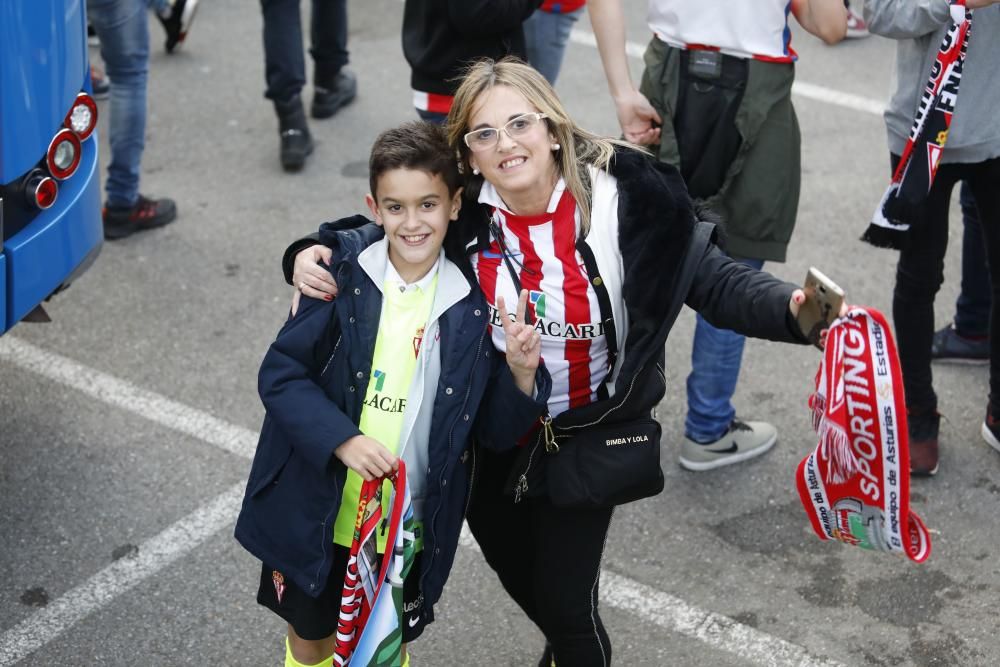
xmin=490 ymin=215 xmax=683 ymax=509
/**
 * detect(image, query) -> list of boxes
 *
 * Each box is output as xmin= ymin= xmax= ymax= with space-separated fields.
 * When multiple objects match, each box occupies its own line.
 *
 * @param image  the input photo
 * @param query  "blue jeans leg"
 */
xmin=954 ymin=181 xmax=992 ymax=337
xmin=685 ymin=256 xmax=765 ymax=443
xmin=87 ymin=0 xmax=149 ymax=208
xmin=523 ymin=8 xmax=582 ymax=86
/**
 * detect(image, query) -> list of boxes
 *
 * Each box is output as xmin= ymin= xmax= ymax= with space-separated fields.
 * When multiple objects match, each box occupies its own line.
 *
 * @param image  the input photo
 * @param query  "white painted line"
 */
xmin=567 ymin=29 xmax=885 ymax=117
xmin=458 ymin=526 xmax=842 ymax=667
xmin=0 ymin=484 xmax=244 ymax=667
xmin=1 ymin=335 xmax=840 ymax=666
xmin=0 ymin=336 xmax=258 ymax=460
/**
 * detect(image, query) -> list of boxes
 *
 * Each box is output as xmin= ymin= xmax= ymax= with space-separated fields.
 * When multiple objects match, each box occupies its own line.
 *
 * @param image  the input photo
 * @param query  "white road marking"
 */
xmin=457 ymin=527 xmax=842 ymax=667
xmin=0 ymin=336 xmax=257 ymax=460
xmin=2 ymin=346 xmax=848 ymax=664
xmin=0 ymin=484 xmax=243 ymax=666
xmin=568 ymin=29 xmax=885 ymax=117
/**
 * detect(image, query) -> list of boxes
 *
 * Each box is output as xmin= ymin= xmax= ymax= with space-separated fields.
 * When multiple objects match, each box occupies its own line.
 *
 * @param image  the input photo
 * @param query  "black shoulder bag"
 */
xmin=492 ymin=216 xmax=714 ymax=509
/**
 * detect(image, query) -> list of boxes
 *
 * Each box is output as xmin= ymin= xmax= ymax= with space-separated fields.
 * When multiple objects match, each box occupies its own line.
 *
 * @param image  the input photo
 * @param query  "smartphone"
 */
xmin=797 ymin=267 xmax=845 ymax=348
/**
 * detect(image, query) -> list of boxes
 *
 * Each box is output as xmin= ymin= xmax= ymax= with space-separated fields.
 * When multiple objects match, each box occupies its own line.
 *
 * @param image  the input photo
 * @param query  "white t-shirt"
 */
xmin=648 ymin=0 xmax=798 ymax=62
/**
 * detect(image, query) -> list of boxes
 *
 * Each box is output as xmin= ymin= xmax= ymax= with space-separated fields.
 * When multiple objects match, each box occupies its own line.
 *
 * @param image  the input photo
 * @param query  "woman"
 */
xmin=287 ymin=58 xmax=816 ymax=665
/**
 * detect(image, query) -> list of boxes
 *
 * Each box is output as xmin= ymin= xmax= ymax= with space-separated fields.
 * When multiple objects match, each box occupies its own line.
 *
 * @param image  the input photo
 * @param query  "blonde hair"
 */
xmin=445 ymin=57 xmax=641 ymax=234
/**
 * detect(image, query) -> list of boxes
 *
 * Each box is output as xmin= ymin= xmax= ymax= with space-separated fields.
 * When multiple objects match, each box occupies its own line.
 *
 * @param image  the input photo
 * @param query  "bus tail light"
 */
xmin=64 ymin=93 xmax=97 ymax=140
xmin=24 ymin=169 xmax=58 ymax=209
xmin=46 ymin=129 xmax=82 ymax=180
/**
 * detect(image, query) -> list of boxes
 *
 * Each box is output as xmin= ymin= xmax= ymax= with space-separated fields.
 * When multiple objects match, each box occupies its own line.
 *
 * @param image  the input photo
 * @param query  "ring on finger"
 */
xmin=298 ymin=281 xmax=306 ymax=291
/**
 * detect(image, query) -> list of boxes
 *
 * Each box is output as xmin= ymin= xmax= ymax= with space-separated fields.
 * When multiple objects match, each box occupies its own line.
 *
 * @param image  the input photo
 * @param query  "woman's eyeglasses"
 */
xmin=463 ymin=112 xmax=548 ymax=152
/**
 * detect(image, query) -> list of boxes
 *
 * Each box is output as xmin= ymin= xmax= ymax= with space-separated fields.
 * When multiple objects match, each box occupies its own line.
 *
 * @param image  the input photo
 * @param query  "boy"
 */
xmin=235 ymin=121 xmax=549 ymax=667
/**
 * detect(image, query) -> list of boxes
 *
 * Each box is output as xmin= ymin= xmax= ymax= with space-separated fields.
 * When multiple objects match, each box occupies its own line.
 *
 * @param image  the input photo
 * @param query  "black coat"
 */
xmin=402 ymin=0 xmax=542 ymax=97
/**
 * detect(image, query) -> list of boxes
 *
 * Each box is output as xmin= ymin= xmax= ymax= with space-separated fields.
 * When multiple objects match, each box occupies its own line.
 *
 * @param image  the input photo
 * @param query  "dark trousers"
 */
xmin=891 ymin=155 xmax=1000 ymax=412
xmin=954 ymin=182 xmax=992 ymax=336
xmin=468 ymin=448 xmax=613 ymax=667
xmin=261 ymin=0 xmax=349 ymax=104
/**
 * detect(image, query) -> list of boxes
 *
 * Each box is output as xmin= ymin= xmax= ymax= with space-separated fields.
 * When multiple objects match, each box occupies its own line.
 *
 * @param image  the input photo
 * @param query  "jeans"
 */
xmin=890 ymin=155 xmax=1000 ymax=411
xmin=87 ymin=0 xmax=149 ymax=208
xmin=468 ymin=447 xmax=613 ymax=667
xmin=954 ymin=182 xmax=992 ymax=337
xmin=685 ymin=256 xmax=765 ymax=442
xmin=261 ymin=0 xmax=349 ymax=105
xmin=523 ymin=7 xmax=583 ymax=86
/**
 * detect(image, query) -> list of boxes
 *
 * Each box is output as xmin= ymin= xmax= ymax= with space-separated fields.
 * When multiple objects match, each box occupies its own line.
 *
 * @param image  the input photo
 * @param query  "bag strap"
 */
xmin=574 ymin=239 xmax=617 ymax=401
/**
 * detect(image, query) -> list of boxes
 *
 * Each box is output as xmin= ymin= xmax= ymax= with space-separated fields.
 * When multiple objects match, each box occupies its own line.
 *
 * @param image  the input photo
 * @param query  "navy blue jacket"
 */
xmin=235 ymin=219 xmax=550 ymax=626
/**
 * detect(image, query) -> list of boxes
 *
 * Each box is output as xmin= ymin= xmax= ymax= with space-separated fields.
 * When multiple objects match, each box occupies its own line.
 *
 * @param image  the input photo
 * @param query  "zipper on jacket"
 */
xmin=312 ymin=472 xmax=341 ymax=592
xmin=514 ymin=435 xmax=542 ymax=504
xmin=319 ymin=334 xmax=343 ymax=378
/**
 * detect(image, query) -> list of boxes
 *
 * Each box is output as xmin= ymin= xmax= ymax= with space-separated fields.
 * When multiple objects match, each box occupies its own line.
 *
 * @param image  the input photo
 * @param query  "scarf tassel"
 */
xmin=817 ymin=418 xmax=859 ymax=485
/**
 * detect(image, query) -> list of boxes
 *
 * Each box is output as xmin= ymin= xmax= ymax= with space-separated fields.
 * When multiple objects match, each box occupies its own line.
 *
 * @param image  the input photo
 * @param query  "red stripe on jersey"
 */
xmin=549 ymin=192 xmax=593 ymax=408
xmin=476 ymin=239 xmax=502 ymax=315
xmin=504 ymin=211 xmax=546 ymax=324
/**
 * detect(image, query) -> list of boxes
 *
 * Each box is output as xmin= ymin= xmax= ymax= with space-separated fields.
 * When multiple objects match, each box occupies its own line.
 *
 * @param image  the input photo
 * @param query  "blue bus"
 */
xmin=0 ymin=0 xmax=102 ymax=335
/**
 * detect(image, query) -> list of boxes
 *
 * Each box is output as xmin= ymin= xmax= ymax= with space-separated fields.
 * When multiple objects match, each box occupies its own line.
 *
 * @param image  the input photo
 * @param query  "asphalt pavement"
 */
xmin=2 ymin=1 xmax=998 ymax=665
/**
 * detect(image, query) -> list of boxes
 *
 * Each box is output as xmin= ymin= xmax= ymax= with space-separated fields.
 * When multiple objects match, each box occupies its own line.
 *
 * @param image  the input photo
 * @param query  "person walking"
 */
xmin=863 ymin=0 xmax=1000 ymax=474
xmin=88 ymin=0 xmax=180 ymax=240
xmin=586 ymin=0 xmax=846 ymax=471
xmin=260 ymin=0 xmax=357 ymax=171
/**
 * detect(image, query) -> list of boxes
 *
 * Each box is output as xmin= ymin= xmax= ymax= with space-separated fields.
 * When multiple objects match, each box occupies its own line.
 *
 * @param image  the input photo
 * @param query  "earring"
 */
xmin=472 ymin=167 xmax=480 ymax=175
xmin=551 ymin=143 xmax=561 ymax=151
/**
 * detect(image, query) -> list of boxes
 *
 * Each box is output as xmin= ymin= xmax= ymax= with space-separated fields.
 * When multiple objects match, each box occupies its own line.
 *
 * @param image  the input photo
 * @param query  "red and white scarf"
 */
xmin=862 ymin=1 xmax=971 ymax=249
xmin=334 ymin=462 xmax=414 ymax=666
xmin=797 ymin=308 xmax=931 ymax=563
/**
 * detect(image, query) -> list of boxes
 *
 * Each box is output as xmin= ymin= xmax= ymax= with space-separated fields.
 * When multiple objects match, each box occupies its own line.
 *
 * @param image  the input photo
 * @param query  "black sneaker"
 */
xmin=276 ymin=96 xmax=314 ymax=172
xmin=982 ymin=406 xmax=1000 ymax=454
xmin=311 ymin=69 xmax=357 ymax=119
xmin=103 ymin=195 xmax=177 ymax=240
xmin=931 ymin=323 xmax=989 ymax=364
xmin=908 ymin=409 xmax=940 ymax=477
xmin=157 ymin=0 xmax=200 ymax=53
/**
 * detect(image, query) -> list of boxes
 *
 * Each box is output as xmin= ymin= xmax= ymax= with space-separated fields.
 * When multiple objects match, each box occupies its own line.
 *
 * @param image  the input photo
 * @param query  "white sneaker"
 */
xmin=679 ymin=419 xmax=777 ymax=471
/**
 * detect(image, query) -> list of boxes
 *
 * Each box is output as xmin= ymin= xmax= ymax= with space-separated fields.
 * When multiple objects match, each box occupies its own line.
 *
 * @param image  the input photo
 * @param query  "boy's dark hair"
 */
xmin=369 ymin=121 xmax=461 ymax=199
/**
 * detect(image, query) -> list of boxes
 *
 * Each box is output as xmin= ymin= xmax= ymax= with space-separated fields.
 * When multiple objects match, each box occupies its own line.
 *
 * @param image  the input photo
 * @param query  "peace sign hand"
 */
xmin=497 ymin=289 xmax=542 ymax=396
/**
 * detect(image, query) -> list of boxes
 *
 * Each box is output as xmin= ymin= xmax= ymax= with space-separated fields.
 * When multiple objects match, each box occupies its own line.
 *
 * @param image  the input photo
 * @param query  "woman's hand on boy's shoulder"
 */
xmin=294 ymin=245 xmax=337 ymax=296
xmin=290 ymin=245 xmax=338 ymax=316
xmin=334 ymin=434 xmax=398 ymax=481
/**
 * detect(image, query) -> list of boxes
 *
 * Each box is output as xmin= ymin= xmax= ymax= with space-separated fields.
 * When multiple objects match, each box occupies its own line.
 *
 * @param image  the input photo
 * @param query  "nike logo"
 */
xmin=706 ymin=444 xmax=738 ymax=454
xmin=408 ymin=615 xmax=420 ymax=627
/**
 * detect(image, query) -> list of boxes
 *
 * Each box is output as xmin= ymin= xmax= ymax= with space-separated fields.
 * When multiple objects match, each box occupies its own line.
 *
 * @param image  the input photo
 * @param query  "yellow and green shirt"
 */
xmin=332 ymin=261 xmax=439 ymax=553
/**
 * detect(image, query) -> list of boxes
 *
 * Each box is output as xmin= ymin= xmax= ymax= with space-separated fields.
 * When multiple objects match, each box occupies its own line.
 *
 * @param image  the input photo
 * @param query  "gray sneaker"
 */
xmin=679 ymin=419 xmax=777 ymax=471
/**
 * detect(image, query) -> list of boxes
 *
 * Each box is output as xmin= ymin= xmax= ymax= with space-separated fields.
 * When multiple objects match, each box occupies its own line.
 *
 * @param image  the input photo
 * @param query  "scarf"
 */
xmin=862 ymin=1 xmax=971 ymax=249
xmin=334 ymin=462 xmax=416 ymax=666
xmin=797 ymin=308 xmax=931 ymax=563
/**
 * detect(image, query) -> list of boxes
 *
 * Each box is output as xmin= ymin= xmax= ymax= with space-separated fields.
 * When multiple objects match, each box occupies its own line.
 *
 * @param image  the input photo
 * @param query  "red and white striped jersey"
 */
xmin=649 ymin=0 xmax=798 ymax=63
xmin=471 ymin=181 xmax=610 ymax=417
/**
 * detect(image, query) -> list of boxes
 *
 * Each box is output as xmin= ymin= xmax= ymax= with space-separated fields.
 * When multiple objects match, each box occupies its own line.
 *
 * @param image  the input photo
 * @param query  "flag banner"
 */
xmin=334 ymin=461 xmax=416 ymax=666
xmin=796 ymin=308 xmax=932 ymax=563
xmin=862 ymin=3 xmax=971 ymax=249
